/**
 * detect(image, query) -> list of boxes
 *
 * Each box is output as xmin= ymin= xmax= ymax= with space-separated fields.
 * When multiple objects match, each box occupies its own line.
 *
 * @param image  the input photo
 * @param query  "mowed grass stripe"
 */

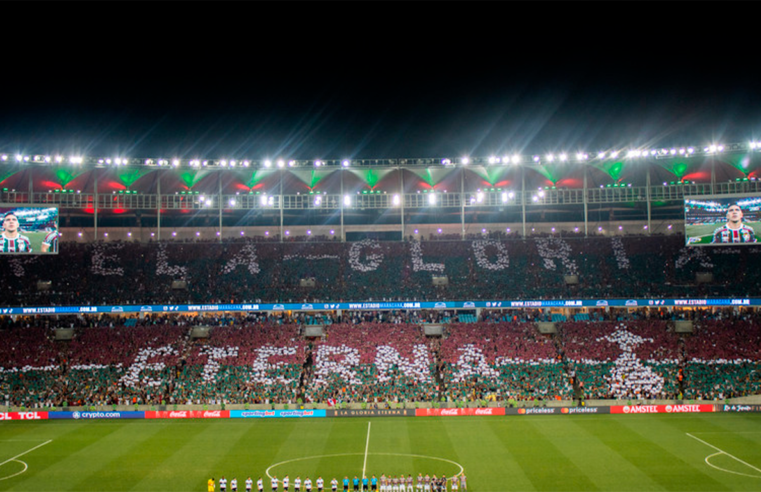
xmin=502 ymin=417 xmax=600 ymax=492
xmin=274 ymin=419 xmax=349 ymax=479
xmin=67 ymin=420 xmax=209 ymax=491
xmin=132 ymin=421 xmax=253 ymax=492
xmin=312 ymin=419 xmax=364 ymax=480
xmin=371 ymin=418 xmax=417 ymax=477
xmin=470 ymin=418 xmax=535 ymax=491
xmin=575 ymin=416 xmax=732 ymax=492
xmin=396 ymin=418 xmax=463 ymax=481
xmin=532 ymin=417 xmax=665 ymax=492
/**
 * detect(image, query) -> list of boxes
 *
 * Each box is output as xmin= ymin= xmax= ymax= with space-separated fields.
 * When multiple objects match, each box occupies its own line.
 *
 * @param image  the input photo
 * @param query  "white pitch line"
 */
xmin=687 ymin=433 xmax=761 ymax=477
xmin=0 ymin=440 xmax=52 ymax=468
xmin=362 ymin=422 xmax=371 ymax=479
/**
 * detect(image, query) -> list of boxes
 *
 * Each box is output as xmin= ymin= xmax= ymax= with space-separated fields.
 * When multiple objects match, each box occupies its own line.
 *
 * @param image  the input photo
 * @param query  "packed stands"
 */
xmin=2 ymin=231 xmax=761 ymax=408
xmin=3 ymin=236 xmax=761 ymax=308
xmin=305 ymin=323 xmax=436 ymax=404
xmin=438 ymin=322 xmax=571 ymax=402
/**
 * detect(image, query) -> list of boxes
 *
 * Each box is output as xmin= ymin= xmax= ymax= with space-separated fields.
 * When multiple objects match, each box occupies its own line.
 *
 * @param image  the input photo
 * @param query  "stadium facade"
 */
xmin=1 ymin=144 xmax=760 ymax=242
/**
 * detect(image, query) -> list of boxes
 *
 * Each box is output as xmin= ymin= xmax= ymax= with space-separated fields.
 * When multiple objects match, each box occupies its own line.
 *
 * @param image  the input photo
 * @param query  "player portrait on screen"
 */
xmin=1 ymin=211 xmax=33 ymax=253
xmin=712 ymin=203 xmax=757 ymax=244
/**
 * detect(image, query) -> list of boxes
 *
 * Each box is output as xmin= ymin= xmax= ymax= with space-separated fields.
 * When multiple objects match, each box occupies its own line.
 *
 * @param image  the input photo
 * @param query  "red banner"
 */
xmin=415 ymin=407 xmax=505 ymax=417
xmin=610 ymin=404 xmax=715 ymax=414
xmin=0 ymin=411 xmax=48 ymax=421
xmin=145 ymin=410 xmax=229 ymax=419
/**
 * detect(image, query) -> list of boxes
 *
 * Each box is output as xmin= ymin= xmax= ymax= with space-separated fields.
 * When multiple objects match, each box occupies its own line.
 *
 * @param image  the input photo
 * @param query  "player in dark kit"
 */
xmin=712 ymin=204 xmax=757 ymax=243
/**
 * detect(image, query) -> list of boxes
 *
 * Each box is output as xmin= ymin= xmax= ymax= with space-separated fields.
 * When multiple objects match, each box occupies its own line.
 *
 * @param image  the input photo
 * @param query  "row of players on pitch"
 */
xmin=209 ymin=474 xmax=468 ymax=492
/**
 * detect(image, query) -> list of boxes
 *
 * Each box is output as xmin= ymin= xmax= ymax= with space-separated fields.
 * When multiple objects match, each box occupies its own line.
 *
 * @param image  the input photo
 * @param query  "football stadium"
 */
xmin=2 ymin=148 xmax=761 ymax=492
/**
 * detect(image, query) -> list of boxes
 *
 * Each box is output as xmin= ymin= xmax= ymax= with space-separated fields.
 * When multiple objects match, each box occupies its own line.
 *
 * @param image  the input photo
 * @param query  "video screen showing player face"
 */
xmin=0 ymin=206 xmax=60 ymax=254
xmin=684 ymin=195 xmax=760 ymax=246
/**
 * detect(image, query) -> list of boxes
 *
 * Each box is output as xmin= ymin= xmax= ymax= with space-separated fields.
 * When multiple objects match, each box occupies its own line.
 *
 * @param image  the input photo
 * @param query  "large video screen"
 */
xmin=684 ymin=194 xmax=760 ymax=246
xmin=0 ymin=205 xmax=60 ymax=254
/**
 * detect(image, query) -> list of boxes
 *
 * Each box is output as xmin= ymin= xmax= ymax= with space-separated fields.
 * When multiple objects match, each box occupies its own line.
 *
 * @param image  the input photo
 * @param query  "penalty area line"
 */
xmin=0 ymin=440 xmax=52 ymax=468
xmin=687 ymin=433 xmax=761 ymax=477
xmin=0 ymin=439 xmax=52 ymax=481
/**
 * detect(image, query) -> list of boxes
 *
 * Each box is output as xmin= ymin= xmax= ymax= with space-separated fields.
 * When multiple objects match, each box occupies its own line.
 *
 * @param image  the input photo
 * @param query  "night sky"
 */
xmin=2 ymin=33 xmax=757 ymax=162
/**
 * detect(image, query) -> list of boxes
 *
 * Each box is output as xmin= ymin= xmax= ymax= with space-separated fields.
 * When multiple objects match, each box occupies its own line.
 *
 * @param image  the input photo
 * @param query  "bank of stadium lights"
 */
xmin=4 ymin=141 xmax=760 ymax=170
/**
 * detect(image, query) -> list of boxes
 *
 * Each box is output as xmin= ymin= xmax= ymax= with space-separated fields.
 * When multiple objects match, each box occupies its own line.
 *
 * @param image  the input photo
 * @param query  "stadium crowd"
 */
xmin=3 ymin=235 xmax=761 ymax=307
xmin=2 ymin=308 xmax=760 ymax=408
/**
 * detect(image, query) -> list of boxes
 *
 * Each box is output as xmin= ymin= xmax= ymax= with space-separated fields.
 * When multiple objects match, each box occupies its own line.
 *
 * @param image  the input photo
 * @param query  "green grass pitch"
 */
xmin=1 ymin=414 xmax=760 ymax=492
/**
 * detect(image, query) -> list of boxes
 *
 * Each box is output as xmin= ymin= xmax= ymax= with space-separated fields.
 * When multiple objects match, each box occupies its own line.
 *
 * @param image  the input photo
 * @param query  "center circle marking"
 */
xmin=266 ymin=453 xmax=464 ymax=482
